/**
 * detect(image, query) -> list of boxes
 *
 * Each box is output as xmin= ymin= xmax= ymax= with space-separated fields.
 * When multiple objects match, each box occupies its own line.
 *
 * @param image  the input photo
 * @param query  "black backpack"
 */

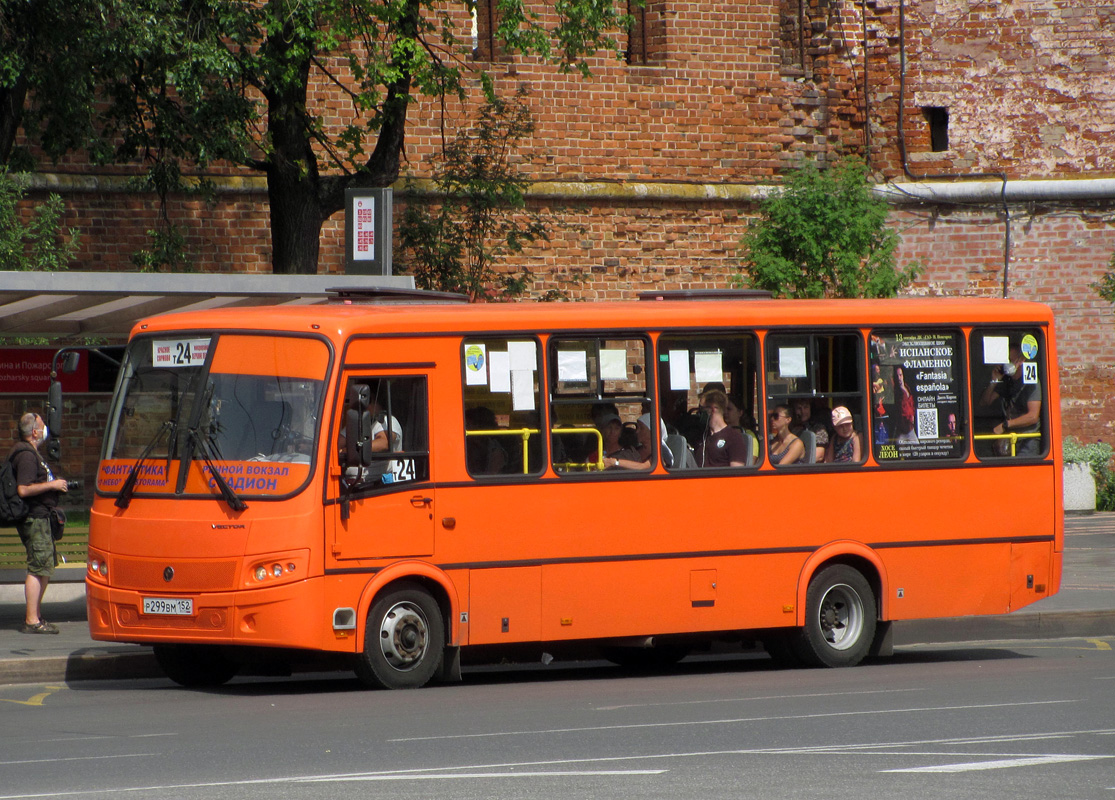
xmin=0 ymin=445 xmax=31 ymax=525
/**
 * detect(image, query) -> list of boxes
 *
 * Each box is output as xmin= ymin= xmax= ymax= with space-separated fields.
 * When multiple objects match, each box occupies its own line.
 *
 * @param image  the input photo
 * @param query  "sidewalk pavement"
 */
xmin=2 ymin=514 xmax=1113 ymax=685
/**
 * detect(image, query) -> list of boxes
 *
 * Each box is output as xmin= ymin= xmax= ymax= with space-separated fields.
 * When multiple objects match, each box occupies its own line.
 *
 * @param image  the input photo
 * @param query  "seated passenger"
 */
xmin=693 ymin=389 xmax=748 ymax=468
xmin=825 ymin=406 xmax=862 ymax=463
xmin=598 ymin=413 xmax=650 ymax=471
xmin=979 ymin=343 xmax=1042 ymax=457
xmin=636 ymin=407 xmax=672 ymax=468
xmin=790 ymin=397 xmax=829 ymax=462
xmin=725 ymin=395 xmax=759 ymax=463
xmin=768 ymin=404 xmax=805 ymax=465
xmin=465 ymin=406 xmax=508 ymax=475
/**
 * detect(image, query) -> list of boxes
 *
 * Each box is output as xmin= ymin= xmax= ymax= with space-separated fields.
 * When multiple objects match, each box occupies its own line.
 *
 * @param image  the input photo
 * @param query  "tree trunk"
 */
xmin=267 ymin=164 xmax=324 ymax=275
xmin=0 ymin=75 xmax=28 ymax=165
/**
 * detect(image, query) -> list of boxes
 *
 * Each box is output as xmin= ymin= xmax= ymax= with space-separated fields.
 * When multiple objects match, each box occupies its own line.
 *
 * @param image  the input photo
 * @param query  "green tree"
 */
xmin=399 ymin=85 xmax=549 ymax=301
xmin=93 ymin=0 xmax=631 ymax=274
xmin=0 ymin=0 xmax=104 ymax=169
xmin=0 ymin=169 xmax=79 ymax=271
xmin=740 ymin=159 xmax=921 ymax=298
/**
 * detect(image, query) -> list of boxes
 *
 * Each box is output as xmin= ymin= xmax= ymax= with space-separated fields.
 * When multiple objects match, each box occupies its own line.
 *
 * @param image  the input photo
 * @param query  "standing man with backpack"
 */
xmin=10 ymin=412 xmax=68 ymax=634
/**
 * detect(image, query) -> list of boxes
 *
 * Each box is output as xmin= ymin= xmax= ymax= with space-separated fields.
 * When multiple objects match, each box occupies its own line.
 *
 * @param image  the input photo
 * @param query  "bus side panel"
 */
xmin=877 ymin=544 xmax=1012 ymax=620
xmin=468 ymin=566 xmax=541 ymax=644
xmin=1010 ymin=541 xmax=1058 ymax=612
xmin=539 ymin=555 xmax=802 ymax=641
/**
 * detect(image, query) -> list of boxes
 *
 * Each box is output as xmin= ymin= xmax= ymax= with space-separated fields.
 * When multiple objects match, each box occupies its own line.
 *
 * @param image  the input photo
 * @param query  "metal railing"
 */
xmin=465 ymin=426 xmax=607 ymax=473
xmin=972 ymin=431 xmax=1041 ymax=457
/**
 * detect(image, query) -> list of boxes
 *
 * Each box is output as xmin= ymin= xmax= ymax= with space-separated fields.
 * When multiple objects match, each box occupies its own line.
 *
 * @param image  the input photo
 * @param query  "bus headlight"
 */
xmin=88 ymin=551 xmax=109 ymax=581
xmin=244 ymin=550 xmax=309 ymax=588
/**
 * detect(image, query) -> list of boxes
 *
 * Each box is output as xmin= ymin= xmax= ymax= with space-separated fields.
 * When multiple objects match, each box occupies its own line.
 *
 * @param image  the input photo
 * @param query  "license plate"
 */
xmin=142 ymin=597 xmax=193 ymax=616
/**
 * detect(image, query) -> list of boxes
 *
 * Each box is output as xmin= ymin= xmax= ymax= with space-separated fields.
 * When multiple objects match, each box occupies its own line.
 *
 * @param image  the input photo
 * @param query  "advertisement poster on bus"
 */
xmin=870 ymin=331 xmax=965 ymax=461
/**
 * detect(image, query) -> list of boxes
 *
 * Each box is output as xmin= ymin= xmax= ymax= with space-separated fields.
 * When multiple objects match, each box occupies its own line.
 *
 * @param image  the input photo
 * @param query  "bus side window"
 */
xmin=659 ymin=333 xmax=759 ymax=470
xmin=869 ymin=329 xmax=967 ymax=463
xmin=765 ymin=332 xmax=863 ymax=466
xmin=462 ymin=338 xmax=544 ymax=477
xmin=969 ymin=329 xmax=1046 ymax=459
xmin=549 ymin=336 xmax=651 ymax=474
xmin=340 ymin=376 xmax=429 ymax=487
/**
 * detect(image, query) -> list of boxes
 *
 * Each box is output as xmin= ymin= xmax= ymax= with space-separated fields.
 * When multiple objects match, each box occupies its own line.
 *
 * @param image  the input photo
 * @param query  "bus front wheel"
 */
xmin=793 ymin=565 xmax=876 ymax=668
xmin=356 ymin=583 xmax=445 ymax=690
xmin=153 ymin=644 xmax=238 ymax=688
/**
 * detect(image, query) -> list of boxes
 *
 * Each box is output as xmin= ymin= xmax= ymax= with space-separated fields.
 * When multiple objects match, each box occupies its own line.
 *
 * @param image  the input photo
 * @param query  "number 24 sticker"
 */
xmin=1023 ymin=362 xmax=1038 ymax=384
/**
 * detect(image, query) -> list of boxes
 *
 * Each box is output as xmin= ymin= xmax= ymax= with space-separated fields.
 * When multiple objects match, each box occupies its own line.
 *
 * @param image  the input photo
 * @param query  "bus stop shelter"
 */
xmin=0 ymin=271 xmax=416 ymax=339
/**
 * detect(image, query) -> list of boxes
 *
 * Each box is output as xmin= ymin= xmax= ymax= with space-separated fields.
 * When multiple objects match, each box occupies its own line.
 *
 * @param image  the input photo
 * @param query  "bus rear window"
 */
xmin=970 ymin=328 xmax=1047 ymax=459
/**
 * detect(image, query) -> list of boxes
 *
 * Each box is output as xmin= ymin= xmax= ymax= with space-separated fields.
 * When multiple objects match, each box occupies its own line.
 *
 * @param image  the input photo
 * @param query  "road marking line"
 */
xmin=389 ymin=699 xmax=1076 ymax=741
xmin=0 ymin=754 xmax=156 ymax=767
xmin=302 ymin=770 xmax=667 ymax=782
xmin=883 ymin=754 xmax=1112 ymax=773
xmin=1088 ymin=639 xmax=1112 ymax=651
xmin=4 ymin=729 xmax=1115 ymax=799
xmin=0 ymin=686 xmax=64 ymax=707
xmin=594 ymin=688 xmax=923 ymax=712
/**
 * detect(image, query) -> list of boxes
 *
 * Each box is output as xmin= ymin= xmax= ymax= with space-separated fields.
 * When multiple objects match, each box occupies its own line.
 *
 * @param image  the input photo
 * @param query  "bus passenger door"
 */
xmin=329 ymin=373 xmax=435 ymax=560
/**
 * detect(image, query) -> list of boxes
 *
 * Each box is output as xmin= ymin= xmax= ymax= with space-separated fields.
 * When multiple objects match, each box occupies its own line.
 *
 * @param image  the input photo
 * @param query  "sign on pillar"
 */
xmin=344 ymin=188 xmax=393 ymax=275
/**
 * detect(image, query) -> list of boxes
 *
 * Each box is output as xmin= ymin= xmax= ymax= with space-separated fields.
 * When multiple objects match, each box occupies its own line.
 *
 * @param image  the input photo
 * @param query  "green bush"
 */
xmin=739 ymin=158 xmax=921 ymax=298
xmin=1064 ymin=437 xmax=1115 ymax=511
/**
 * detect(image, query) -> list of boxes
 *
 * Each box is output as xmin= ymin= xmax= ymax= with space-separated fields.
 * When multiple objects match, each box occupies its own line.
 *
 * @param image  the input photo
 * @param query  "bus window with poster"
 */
xmin=869 ymin=329 xmax=967 ymax=463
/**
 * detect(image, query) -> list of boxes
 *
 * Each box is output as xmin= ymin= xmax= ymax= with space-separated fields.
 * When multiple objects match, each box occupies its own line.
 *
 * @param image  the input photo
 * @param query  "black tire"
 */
xmin=791 ymin=565 xmax=877 ymax=668
xmin=355 ymin=583 xmax=444 ymax=689
xmin=153 ymin=644 xmax=238 ymax=688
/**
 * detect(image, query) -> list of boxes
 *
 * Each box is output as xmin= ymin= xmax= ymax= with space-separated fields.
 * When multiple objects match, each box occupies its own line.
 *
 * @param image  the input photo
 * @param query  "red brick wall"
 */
xmin=10 ymin=0 xmax=1115 ymax=453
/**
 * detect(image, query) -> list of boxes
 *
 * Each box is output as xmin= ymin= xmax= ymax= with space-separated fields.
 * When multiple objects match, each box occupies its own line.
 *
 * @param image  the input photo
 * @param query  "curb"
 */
xmin=0 ymin=648 xmax=160 ymax=686
xmin=893 ymin=609 xmax=1115 ymax=646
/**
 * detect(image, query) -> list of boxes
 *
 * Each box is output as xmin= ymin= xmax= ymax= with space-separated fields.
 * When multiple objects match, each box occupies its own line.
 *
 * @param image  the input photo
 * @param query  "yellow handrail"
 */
xmin=465 ymin=427 xmax=540 ymax=474
xmin=972 ymin=431 xmax=1041 ymax=456
xmin=463 ymin=426 xmax=607 ymax=473
xmin=551 ymin=427 xmax=605 ymax=472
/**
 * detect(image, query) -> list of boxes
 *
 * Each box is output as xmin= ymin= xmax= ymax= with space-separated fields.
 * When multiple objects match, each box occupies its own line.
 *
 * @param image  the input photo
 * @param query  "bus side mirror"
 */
xmin=46 ymin=380 xmax=62 ymax=462
xmin=344 ymin=384 xmax=372 ymax=468
xmin=61 ymin=351 xmax=80 ymax=374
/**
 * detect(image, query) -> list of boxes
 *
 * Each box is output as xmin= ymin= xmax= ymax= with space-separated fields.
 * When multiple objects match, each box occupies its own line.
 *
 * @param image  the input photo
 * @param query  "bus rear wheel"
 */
xmin=153 ymin=644 xmax=238 ymax=688
xmin=792 ymin=565 xmax=876 ymax=668
xmin=356 ymin=583 xmax=444 ymax=690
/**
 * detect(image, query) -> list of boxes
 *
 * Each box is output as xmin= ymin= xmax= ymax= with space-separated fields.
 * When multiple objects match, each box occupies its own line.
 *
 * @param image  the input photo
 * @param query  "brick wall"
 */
xmin=10 ymin=0 xmax=1115 ymax=451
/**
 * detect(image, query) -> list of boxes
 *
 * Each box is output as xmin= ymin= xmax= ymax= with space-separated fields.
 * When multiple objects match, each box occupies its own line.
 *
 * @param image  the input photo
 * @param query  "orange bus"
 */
xmin=83 ymin=290 xmax=1062 ymax=688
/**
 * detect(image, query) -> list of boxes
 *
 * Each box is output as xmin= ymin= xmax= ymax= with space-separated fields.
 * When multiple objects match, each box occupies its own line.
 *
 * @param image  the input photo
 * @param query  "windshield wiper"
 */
xmin=115 ymin=420 xmax=174 ymax=510
xmin=187 ymin=425 xmax=248 ymax=512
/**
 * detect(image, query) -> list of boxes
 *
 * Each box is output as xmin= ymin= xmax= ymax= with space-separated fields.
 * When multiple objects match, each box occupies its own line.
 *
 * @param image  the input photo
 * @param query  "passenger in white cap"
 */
xmin=824 ymin=406 xmax=862 ymax=464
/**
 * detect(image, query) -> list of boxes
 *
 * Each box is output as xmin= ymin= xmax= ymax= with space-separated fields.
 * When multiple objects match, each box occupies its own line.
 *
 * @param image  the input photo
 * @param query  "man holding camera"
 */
xmin=10 ymin=412 xmax=69 ymax=634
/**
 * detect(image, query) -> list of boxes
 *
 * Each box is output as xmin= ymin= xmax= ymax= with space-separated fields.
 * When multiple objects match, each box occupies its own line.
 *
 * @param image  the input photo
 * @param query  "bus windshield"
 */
xmin=99 ymin=333 xmax=329 ymax=499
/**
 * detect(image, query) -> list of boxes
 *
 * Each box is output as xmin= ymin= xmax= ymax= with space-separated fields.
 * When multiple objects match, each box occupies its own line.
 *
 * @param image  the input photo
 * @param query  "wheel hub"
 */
xmin=378 ymin=602 xmax=429 ymax=671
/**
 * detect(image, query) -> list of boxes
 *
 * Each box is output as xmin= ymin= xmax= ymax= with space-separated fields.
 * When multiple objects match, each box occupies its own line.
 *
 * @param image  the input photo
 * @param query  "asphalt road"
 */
xmin=3 ymin=637 xmax=1114 ymax=800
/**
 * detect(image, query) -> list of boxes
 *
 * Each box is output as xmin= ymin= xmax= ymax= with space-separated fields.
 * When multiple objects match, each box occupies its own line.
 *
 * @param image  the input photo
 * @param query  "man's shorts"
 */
xmin=18 ymin=517 xmax=55 ymax=578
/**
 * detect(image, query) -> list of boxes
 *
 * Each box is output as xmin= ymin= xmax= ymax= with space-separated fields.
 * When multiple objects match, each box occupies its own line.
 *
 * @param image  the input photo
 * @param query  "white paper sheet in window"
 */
xmin=983 ymin=336 xmax=1009 ymax=365
xmin=489 ymin=351 xmax=511 ymax=392
xmin=669 ymin=350 xmax=690 ymax=391
xmin=694 ymin=351 xmax=723 ymax=385
xmin=511 ymin=370 xmax=536 ymax=410
xmin=558 ymin=350 xmax=588 ymax=382
xmin=779 ymin=347 xmax=808 ymax=378
xmin=508 ymin=341 xmax=536 ymax=371
xmin=600 ymin=349 xmax=628 ymax=381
